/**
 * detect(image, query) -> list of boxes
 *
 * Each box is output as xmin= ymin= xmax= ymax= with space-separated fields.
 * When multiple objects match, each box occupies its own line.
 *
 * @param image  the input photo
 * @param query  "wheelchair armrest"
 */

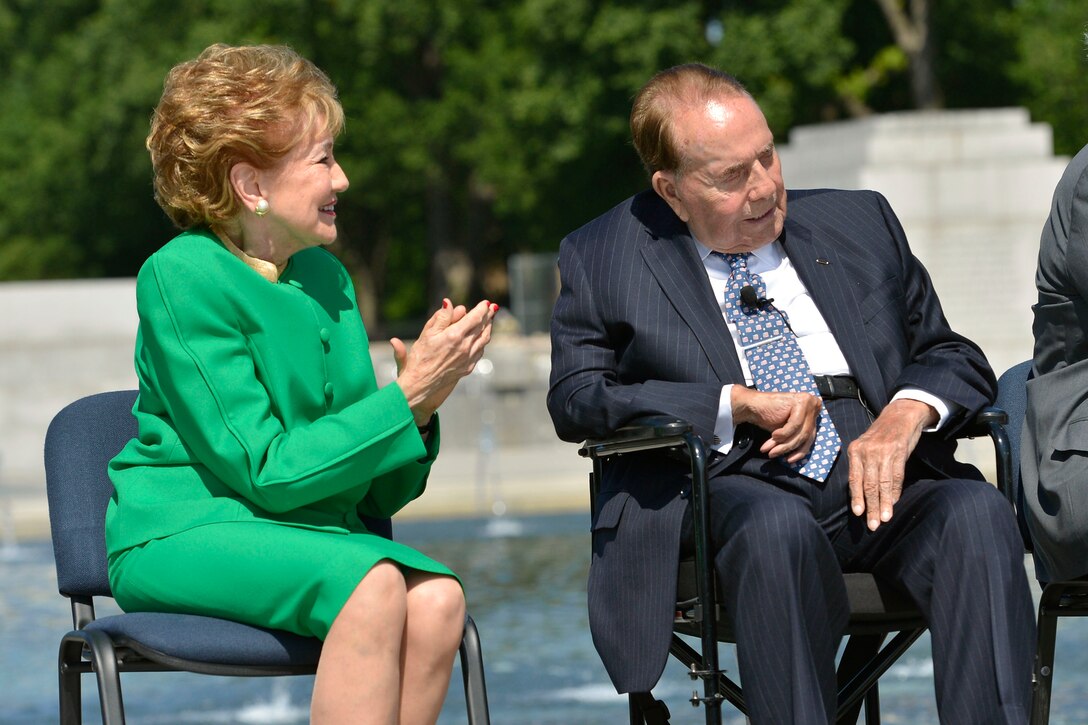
xmin=968 ymin=406 xmax=1015 ymax=505
xmin=580 ymin=406 xmax=1006 ymax=458
xmin=928 ymin=405 xmax=1014 ymax=506
xmin=959 ymin=406 xmax=1008 ymax=439
xmin=579 ymin=416 xmax=721 ymax=681
xmin=578 ymin=415 xmax=694 ymax=459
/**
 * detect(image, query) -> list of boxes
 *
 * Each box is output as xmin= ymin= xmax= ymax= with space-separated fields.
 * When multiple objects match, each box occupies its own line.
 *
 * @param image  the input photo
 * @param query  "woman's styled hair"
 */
xmin=630 ymin=63 xmax=749 ymax=177
xmin=146 ymin=44 xmax=345 ymax=229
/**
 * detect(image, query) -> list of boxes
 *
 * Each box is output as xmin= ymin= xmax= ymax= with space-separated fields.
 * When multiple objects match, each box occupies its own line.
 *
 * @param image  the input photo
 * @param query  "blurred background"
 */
xmin=1 ymin=0 xmax=1085 ymax=334
xmin=4 ymin=1 xmax=1088 ymax=722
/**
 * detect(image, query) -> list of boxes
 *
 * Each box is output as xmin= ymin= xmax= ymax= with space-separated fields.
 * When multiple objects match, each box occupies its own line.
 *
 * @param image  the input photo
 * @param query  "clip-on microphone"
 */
xmin=740 ymin=285 xmax=773 ymax=308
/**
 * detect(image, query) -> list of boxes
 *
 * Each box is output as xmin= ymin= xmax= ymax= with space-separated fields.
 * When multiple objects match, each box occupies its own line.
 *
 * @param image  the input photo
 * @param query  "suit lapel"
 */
xmin=782 ymin=218 xmax=888 ymax=409
xmin=635 ymin=193 xmax=887 ymax=400
xmin=640 ymin=232 xmax=745 ymax=384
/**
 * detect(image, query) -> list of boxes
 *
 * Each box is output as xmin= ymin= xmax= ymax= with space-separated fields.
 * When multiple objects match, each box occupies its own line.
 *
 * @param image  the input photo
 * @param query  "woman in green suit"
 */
xmin=105 ymin=44 xmax=496 ymax=724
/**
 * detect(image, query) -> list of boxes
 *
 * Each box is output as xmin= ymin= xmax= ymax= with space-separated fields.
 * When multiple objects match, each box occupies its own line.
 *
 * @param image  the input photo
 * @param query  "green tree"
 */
xmin=2 ymin=0 xmax=1084 ymax=331
xmin=707 ymin=0 xmax=855 ymax=134
xmin=1011 ymin=0 xmax=1088 ymax=156
xmin=326 ymin=0 xmax=719 ymax=330
xmin=0 ymin=0 xmax=714 ymax=332
xmin=0 ymin=0 xmax=238 ymax=279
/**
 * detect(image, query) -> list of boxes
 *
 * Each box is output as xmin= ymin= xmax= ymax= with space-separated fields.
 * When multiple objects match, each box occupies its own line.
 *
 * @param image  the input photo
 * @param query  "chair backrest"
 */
xmin=43 ymin=390 xmax=395 ymax=601
xmin=995 ymin=360 xmax=1033 ymax=548
xmin=44 ymin=390 xmax=139 ymax=599
xmin=995 ymin=360 xmax=1033 ymax=492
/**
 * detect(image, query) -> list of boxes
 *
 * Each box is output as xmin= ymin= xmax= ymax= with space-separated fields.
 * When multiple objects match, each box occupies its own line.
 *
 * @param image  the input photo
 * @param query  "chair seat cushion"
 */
xmin=675 ymin=560 xmax=926 ymax=640
xmin=842 ymin=572 xmax=920 ymax=621
xmin=84 ymin=612 xmax=322 ymax=669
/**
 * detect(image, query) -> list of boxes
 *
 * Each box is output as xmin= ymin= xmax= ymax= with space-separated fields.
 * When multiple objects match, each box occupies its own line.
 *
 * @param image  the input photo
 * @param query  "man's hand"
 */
xmin=847 ymin=398 xmax=938 ymax=531
xmin=732 ymin=386 xmax=822 ymax=463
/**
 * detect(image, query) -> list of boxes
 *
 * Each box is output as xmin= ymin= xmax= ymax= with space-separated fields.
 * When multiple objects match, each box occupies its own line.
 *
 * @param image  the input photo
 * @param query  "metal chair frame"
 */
xmin=581 ymin=410 xmax=1008 ymax=725
xmin=56 ymin=603 xmax=491 ymax=725
xmin=45 ymin=390 xmax=491 ymax=724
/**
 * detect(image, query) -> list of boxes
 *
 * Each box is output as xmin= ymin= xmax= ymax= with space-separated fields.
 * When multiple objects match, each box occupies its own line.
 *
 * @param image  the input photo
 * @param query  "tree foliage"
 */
xmin=0 ymin=0 xmax=1084 ymax=333
xmin=1011 ymin=0 xmax=1088 ymax=157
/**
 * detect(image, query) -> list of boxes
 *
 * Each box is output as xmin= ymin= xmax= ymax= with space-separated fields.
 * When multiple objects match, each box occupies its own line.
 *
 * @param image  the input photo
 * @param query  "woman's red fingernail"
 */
xmin=442 ymin=299 xmax=450 ymax=309
xmin=491 ymin=303 xmax=499 ymax=312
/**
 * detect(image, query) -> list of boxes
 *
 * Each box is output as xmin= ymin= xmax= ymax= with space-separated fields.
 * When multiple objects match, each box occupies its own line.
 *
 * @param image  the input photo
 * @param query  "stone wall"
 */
xmin=777 ymin=107 xmax=1068 ymax=378
xmin=0 ymin=279 xmax=140 ymax=490
xmin=0 ymin=277 xmax=561 ymax=487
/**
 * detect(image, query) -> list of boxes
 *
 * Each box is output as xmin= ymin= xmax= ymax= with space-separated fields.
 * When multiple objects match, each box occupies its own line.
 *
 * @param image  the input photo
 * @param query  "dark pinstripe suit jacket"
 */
xmin=547 ymin=187 xmax=997 ymax=693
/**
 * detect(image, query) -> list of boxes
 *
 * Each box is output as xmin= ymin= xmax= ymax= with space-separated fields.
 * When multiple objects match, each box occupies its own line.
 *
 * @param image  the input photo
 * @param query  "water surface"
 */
xmin=2 ymin=513 xmax=1084 ymax=724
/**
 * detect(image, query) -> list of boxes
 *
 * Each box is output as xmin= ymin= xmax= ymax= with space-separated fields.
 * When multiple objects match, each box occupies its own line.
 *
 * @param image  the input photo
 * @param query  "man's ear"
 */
xmin=651 ymin=170 xmax=688 ymax=222
xmin=229 ymin=162 xmax=264 ymax=214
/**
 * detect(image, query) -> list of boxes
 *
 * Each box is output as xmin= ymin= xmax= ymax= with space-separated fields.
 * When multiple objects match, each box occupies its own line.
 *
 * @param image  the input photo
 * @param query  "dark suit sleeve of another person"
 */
xmin=1023 ymin=143 xmax=1088 ymax=582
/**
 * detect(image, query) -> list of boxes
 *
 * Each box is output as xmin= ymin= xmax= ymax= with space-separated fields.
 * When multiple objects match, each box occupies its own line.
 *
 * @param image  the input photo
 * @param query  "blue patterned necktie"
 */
xmin=716 ymin=252 xmax=841 ymax=482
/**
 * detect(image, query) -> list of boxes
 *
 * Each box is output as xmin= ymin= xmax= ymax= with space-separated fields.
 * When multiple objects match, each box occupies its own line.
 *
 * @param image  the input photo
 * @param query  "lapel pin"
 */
xmin=816 ymin=258 xmax=830 ymax=265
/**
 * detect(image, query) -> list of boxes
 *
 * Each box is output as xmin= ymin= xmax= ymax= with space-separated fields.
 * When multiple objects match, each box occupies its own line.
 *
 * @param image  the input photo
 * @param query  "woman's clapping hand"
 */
xmin=390 ymin=298 xmax=497 ymax=427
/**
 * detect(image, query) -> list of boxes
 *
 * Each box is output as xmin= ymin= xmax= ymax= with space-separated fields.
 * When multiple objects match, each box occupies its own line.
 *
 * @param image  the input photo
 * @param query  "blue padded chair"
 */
xmin=995 ymin=360 xmax=1088 ymax=725
xmin=44 ymin=390 xmax=491 ymax=725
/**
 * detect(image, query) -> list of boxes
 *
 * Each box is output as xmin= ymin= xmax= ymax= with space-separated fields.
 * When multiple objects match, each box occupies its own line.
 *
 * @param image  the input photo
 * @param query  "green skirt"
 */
xmin=108 ymin=520 xmax=458 ymax=639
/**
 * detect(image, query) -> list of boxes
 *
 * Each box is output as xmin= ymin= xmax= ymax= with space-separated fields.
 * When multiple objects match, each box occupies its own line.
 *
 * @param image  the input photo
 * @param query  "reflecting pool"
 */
xmin=2 ymin=512 xmax=1084 ymax=724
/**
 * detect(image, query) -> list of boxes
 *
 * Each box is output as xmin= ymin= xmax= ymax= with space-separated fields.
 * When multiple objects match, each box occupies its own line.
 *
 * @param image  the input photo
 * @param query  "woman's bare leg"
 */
xmin=311 ymin=561 xmax=408 ymax=725
xmin=397 ymin=573 xmax=466 ymax=724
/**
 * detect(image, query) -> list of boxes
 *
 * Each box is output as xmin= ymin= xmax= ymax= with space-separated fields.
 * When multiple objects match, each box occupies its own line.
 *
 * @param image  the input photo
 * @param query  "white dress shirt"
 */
xmin=694 ymin=238 xmax=956 ymax=453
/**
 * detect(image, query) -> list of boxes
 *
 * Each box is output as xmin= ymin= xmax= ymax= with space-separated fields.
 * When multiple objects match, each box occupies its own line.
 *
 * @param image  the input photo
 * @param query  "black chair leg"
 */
xmin=837 ymin=634 xmax=882 ymax=725
xmin=864 ymin=686 xmax=880 ymax=725
xmin=58 ymin=637 xmax=85 ymax=725
xmin=78 ymin=630 xmax=126 ymax=725
xmin=58 ymin=630 xmax=127 ymax=725
xmin=459 ymin=615 xmax=491 ymax=725
xmin=630 ymin=692 xmax=671 ymax=724
xmin=1031 ymin=599 xmax=1059 ymax=725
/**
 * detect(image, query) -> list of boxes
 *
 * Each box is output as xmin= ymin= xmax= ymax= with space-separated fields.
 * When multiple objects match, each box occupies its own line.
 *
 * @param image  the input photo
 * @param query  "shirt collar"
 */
xmin=692 ymin=237 xmax=785 ymax=269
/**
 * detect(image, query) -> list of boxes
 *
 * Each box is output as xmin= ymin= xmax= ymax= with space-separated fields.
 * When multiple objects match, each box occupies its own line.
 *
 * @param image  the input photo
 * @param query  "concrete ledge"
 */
xmin=2 ymin=440 xmax=592 ymax=543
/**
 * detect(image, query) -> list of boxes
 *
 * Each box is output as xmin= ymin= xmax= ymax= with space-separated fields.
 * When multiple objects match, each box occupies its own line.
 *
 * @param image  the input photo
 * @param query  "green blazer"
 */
xmin=105 ymin=229 xmax=438 ymax=557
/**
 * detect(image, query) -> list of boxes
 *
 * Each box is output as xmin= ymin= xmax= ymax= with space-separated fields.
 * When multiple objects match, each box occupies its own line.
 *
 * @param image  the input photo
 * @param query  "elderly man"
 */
xmin=547 ymin=63 xmax=1034 ymax=724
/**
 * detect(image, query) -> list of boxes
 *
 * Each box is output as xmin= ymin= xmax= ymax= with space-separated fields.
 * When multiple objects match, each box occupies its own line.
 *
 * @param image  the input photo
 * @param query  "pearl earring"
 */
xmin=254 ymin=198 xmax=270 ymax=216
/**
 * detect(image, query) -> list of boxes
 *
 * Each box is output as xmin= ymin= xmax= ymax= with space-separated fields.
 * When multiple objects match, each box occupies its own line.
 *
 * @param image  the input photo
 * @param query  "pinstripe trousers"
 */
xmin=680 ymin=398 xmax=1035 ymax=724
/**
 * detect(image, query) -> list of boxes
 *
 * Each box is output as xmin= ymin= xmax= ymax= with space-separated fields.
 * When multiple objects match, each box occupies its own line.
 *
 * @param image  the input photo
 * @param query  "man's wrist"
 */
xmin=890 ymin=388 xmax=952 ymax=431
xmin=882 ymin=397 xmax=938 ymax=431
xmin=730 ymin=384 xmax=754 ymax=425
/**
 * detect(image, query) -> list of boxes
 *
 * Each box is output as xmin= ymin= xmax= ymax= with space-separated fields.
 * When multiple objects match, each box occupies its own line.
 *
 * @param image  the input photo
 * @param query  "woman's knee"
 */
xmin=342 ymin=561 xmax=408 ymax=622
xmin=323 ymin=562 xmax=409 ymax=655
xmin=406 ymin=575 xmax=465 ymax=645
